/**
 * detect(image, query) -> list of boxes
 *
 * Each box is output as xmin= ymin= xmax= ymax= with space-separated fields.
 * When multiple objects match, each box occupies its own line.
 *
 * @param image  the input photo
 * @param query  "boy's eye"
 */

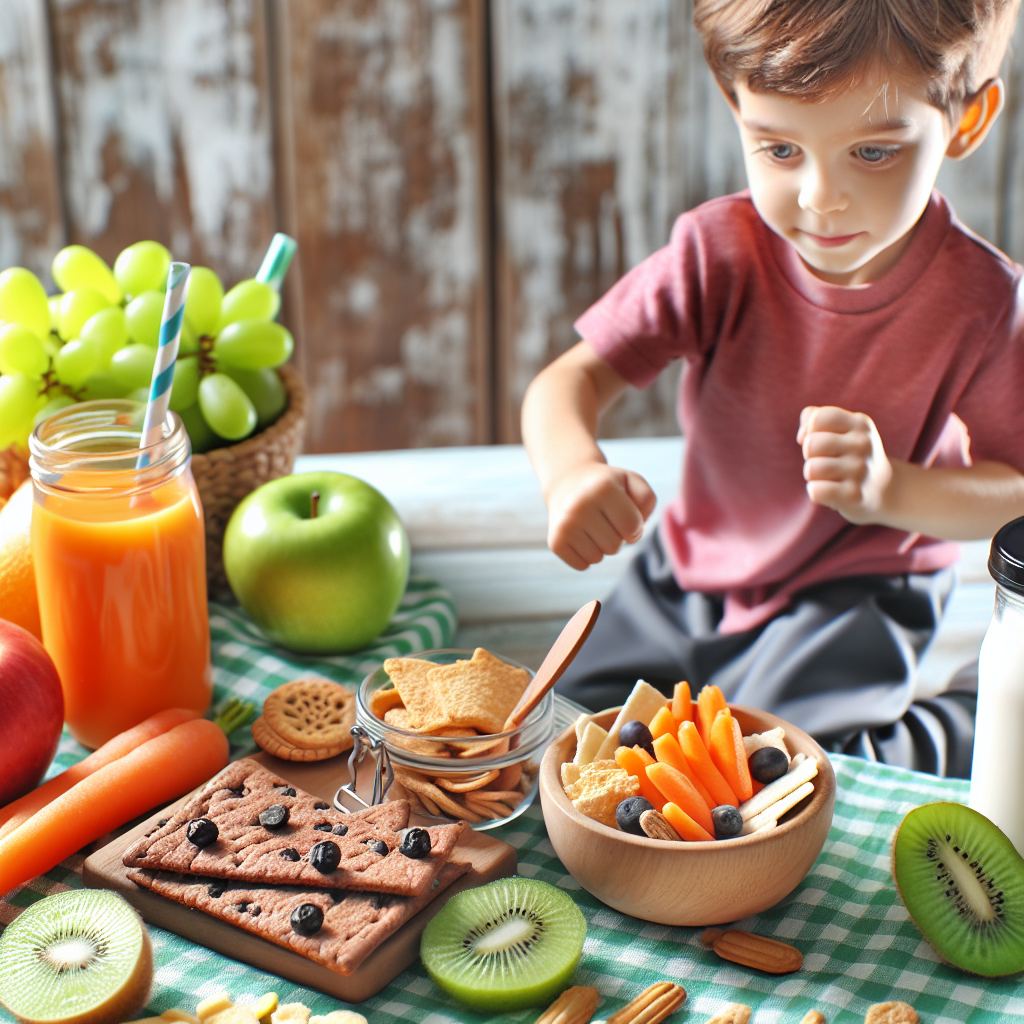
xmin=764 ymin=143 xmax=798 ymax=160
xmin=856 ymin=145 xmax=898 ymax=164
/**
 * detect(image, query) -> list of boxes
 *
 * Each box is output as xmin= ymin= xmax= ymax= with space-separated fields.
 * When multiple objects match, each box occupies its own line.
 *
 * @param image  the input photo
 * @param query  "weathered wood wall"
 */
xmin=1 ymin=1 xmax=1022 ymax=451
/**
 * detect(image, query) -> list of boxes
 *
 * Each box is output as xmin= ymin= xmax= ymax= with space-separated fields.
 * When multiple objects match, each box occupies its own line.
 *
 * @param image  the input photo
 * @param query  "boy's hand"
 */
xmin=546 ymin=461 xmax=657 ymax=570
xmin=797 ymin=405 xmax=893 ymax=524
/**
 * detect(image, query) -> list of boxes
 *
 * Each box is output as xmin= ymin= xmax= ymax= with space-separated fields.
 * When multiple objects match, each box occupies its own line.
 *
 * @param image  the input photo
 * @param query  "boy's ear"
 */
xmin=946 ymin=78 xmax=1004 ymax=160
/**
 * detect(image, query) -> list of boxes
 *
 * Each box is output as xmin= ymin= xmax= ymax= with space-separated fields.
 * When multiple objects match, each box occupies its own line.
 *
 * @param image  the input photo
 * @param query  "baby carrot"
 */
xmin=0 ymin=718 xmax=229 ymax=896
xmin=0 ymin=707 xmax=200 ymax=842
xmin=649 ymin=706 xmax=677 ymax=741
xmin=671 ymin=681 xmax=692 ymax=723
xmin=615 ymin=745 xmax=667 ymax=811
xmin=651 ymin=733 xmax=716 ymax=810
xmin=646 ymin=762 xmax=715 ymax=836
xmin=708 ymin=709 xmax=753 ymax=803
xmin=661 ymin=801 xmax=714 ymax=842
xmin=696 ymin=684 xmax=727 ymax=745
xmin=678 ymin=720 xmax=738 ymax=807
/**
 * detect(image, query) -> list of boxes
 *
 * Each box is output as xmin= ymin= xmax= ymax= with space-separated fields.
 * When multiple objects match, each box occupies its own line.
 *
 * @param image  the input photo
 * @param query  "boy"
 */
xmin=522 ymin=0 xmax=1024 ymax=777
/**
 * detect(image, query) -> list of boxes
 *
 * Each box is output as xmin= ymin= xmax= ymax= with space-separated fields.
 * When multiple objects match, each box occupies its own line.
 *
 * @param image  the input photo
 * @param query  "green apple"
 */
xmin=222 ymin=471 xmax=410 ymax=653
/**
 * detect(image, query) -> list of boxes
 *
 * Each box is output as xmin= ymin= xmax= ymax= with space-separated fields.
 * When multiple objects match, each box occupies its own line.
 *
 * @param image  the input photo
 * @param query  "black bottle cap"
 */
xmin=989 ymin=517 xmax=1024 ymax=594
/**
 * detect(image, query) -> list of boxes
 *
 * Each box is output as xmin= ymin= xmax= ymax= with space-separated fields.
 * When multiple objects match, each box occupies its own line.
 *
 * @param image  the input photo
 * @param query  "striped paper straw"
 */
xmin=137 ymin=261 xmax=191 ymax=468
xmin=255 ymin=232 xmax=297 ymax=291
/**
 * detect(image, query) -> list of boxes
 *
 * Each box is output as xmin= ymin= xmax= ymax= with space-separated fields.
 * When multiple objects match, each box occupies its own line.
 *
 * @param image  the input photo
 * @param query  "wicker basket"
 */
xmin=0 ymin=363 xmax=308 ymax=600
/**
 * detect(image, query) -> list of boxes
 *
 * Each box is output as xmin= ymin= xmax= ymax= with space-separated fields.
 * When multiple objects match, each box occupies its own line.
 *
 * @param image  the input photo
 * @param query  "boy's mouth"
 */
xmin=800 ymin=230 xmax=865 ymax=248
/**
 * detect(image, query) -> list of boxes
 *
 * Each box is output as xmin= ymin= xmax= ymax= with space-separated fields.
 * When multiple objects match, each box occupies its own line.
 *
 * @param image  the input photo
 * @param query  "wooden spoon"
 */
xmin=501 ymin=599 xmax=601 ymax=732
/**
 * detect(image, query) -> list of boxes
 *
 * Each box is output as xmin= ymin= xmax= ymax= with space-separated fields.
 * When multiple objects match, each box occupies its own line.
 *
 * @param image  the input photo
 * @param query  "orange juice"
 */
xmin=29 ymin=402 xmax=211 ymax=749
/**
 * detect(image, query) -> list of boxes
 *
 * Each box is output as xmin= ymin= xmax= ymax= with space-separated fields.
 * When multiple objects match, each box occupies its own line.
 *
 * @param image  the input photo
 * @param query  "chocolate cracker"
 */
xmin=127 ymin=859 xmax=470 ymax=976
xmin=122 ymin=759 xmax=464 ymax=897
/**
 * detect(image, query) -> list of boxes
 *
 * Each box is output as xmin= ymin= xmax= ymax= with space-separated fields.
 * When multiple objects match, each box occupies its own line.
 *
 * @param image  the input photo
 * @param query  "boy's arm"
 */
xmin=799 ymin=405 xmax=1024 ymax=539
xmin=522 ymin=340 xmax=657 ymax=569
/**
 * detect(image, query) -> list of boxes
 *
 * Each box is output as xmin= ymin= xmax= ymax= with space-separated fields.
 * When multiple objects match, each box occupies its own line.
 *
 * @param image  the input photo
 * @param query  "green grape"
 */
xmin=51 ymin=245 xmax=121 ymax=304
xmin=43 ymin=337 xmax=61 ymax=361
xmin=0 ymin=323 xmax=48 ymax=377
xmin=48 ymin=295 xmax=61 ymax=334
xmin=219 ymin=279 xmax=279 ymax=329
xmin=169 ymin=355 xmax=200 ymax=412
xmin=213 ymin=320 xmax=293 ymax=370
xmin=198 ymin=372 xmax=257 ymax=440
xmin=178 ymin=401 xmax=220 ymax=454
xmin=221 ymin=365 xmax=287 ymax=430
xmin=33 ymin=394 xmax=74 ymax=427
xmin=179 ymin=319 xmax=199 ymax=356
xmin=54 ymin=337 xmax=100 ymax=388
xmin=125 ymin=290 xmax=164 ymax=347
xmin=113 ymin=240 xmax=171 ymax=299
xmin=184 ymin=266 xmax=224 ymax=337
xmin=58 ymin=288 xmax=110 ymax=341
xmin=79 ymin=372 xmax=131 ymax=401
xmin=0 ymin=372 xmax=42 ymax=449
xmin=0 ymin=267 xmax=51 ymax=340
xmin=110 ymin=343 xmax=157 ymax=390
xmin=80 ymin=306 xmax=129 ymax=369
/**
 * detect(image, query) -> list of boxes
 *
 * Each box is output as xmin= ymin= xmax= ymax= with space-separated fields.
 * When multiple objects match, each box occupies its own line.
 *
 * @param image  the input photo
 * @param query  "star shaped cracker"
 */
xmin=422 ymin=648 xmax=531 ymax=734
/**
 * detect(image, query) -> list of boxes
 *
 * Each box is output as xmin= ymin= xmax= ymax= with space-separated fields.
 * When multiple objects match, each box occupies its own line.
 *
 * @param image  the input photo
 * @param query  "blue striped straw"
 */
xmin=137 ymin=261 xmax=191 ymax=468
xmin=255 ymin=233 xmax=297 ymax=291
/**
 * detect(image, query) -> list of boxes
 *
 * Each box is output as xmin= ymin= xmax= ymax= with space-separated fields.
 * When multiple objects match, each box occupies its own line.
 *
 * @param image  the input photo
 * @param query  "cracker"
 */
xmin=263 ymin=679 xmax=356 ymax=752
xmin=382 ymin=657 xmax=436 ymax=728
xmin=423 ymin=648 xmax=531 ymax=734
xmin=490 ymin=762 xmax=522 ymax=791
xmin=434 ymin=770 xmax=499 ymax=793
xmin=369 ymin=687 xmax=405 ymax=720
xmin=252 ymin=717 xmax=351 ymax=763
xmin=563 ymin=760 xmax=638 ymax=828
xmin=393 ymin=767 xmax=483 ymax=823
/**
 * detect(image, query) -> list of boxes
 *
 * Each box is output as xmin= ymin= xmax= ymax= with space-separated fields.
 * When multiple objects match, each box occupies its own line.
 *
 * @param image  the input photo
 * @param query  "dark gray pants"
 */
xmin=556 ymin=530 xmax=976 ymax=778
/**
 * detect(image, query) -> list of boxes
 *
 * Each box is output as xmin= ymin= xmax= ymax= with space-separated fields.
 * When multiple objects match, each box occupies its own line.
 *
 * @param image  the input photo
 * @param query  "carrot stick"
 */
xmin=646 ymin=762 xmax=715 ymax=835
xmin=0 ymin=708 xmax=200 ymax=842
xmin=0 ymin=718 xmax=229 ymax=896
xmin=662 ymin=800 xmax=714 ymax=842
xmin=708 ymin=709 xmax=753 ymax=802
xmin=649 ymin=706 xmax=677 ymax=742
xmin=671 ymin=681 xmax=692 ymax=723
xmin=678 ymin=720 xmax=738 ymax=807
xmin=615 ymin=746 xmax=667 ymax=811
xmin=696 ymin=685 xmax=727 ymax=745
xmin=652 ymin=733 xmax=716 ymax=810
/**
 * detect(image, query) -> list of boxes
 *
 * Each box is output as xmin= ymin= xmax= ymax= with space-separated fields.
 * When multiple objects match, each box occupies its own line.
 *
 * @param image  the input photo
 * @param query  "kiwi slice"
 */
xmin=420 ymin=876 xmax=587 ymax=1011
xmin=892 ymin=802 xmax=1024 ymax=977
xmin=0 ymin=889 xmax=152 ymax=1024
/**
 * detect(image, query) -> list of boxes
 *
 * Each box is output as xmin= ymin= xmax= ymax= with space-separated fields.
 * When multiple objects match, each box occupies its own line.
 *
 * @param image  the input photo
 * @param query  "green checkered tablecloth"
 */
xmin=3 ymin=579 xmax=1023 ymax=1023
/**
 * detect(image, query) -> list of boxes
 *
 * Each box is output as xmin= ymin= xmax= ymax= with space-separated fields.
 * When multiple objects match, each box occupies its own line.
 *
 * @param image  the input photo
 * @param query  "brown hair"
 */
xmin=693 ymin=0 xmax=1013 ymax=117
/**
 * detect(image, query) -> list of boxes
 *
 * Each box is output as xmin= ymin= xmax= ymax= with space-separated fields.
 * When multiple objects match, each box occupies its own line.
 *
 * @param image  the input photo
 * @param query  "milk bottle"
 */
xmin=970 ymin=517 xmax=1024 ymax=857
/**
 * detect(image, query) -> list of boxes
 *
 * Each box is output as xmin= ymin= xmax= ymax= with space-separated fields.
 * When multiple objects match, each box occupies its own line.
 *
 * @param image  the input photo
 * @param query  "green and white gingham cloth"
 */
xmin=3 ymin=580 xmax=1023 ymax=1022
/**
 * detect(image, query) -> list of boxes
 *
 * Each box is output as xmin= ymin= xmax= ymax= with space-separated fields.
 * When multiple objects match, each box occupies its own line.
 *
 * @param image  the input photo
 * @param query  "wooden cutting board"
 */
xmin=83 ymin=752 xmax=518 ymax=1002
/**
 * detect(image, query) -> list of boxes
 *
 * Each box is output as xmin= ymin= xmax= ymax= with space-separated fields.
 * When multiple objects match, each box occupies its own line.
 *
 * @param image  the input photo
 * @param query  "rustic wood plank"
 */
xmin=46 ymin=0 xmax=275 ymax=285
xmin=278 ymin=0 xmax=489 ymax=453
xmin=0 ymin=0 xmax=64 ymax=283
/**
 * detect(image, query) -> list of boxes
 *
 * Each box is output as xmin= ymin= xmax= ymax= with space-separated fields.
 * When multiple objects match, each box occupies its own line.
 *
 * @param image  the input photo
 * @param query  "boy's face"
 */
xmin=732 ymin=68 xmax=954 ymax=286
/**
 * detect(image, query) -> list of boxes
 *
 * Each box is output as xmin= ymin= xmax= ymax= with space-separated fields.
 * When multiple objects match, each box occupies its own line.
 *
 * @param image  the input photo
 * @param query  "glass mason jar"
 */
xmin=970 ymin=517 xmax=1024 ymax=856
xmin=29 ymin=401 xmax=212 ymax=749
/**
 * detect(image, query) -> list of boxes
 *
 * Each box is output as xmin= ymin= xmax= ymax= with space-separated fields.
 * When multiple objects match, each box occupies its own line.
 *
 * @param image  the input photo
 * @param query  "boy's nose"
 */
xmin=797 ymin=165 xmax=849 ymax=215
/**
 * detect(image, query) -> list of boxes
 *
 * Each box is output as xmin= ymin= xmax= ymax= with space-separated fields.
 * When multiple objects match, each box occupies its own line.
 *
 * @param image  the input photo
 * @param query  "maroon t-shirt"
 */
xmin=576 ymin=190 xmax=1024 ymax=633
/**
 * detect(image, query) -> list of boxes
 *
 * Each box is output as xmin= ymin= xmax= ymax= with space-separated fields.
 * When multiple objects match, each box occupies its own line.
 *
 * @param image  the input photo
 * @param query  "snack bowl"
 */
xmin=539 ymin=704 xmax=836 ymax=926
xmin=356 ymin=649 xmax=554 ymax=830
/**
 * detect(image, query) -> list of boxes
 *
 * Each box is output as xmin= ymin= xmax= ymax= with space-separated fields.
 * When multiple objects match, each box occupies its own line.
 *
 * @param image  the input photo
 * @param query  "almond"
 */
xmin=639 ymin=809 xmax=681 ymax=841
xmin=700 ymin=927 xmax=724 ymax=947
xmin=800 ymin=1012 xmax=826 ymax=1024
xmin=706 ymin=1005 xmax=751 ymax=1024
xmin=864 ymin=1003 xmax=918 ymax=1024
xmin=607 ymin=981 xmax=686 ymax=1024
xmin=712 ymin=929 xmax=803 ymax=973
xmin=534 ymin=985 xmax=600 ymax=1024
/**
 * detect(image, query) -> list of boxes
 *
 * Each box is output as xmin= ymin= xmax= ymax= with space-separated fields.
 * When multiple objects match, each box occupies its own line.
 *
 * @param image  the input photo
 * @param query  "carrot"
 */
xmin=0 ymin=708 xmax=200 ymax=842
xmin=671 ymin=681 xmax=692 ymax=723
xmin=615 ymin=746 xmax=667 ymax=811
xmin=708 ymin=709 xmax=753 ymax=803
xmin=662 ymin=801 xmax=714 ymax=842
xmin=646 ymin=762 xmax=715 ymax=835
xmin=649 ymin=706 xmax=677 ymax=742
xmin=652 ymin=733 xmax=716 ymax=810
xmin=696 ymin=684 xmax=727 ymax=745
xmin=678 ymin=720 xmax=738 ymax=807
xmin=0 ymin=718 xmax=228 ymax=896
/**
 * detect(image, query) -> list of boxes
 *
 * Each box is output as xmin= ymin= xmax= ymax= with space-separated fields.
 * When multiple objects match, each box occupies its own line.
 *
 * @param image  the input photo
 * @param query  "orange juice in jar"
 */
xmin=29 ymin=401 xmax=211 ymax=749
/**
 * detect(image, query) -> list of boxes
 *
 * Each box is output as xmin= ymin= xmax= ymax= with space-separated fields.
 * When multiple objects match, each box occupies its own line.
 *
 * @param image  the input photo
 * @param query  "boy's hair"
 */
xmin=694 ymin=0 xmax=1013 ymax=119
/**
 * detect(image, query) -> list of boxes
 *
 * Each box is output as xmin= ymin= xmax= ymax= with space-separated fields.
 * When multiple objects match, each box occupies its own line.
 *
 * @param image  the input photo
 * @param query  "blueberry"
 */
xmin=313 ymin=822 xmax=332 ymax=831
xmin=309 ymin=840 xmax=341 ymax=873
xmin=279 ymin=848 xmax=300 ymax=861
xmin=290 ymin=903 xmax=324 ymax=936
xmin=618 ymin=720 xmax=655 ymax=757
xmin=615 ymin=796 xmax=654 ymax=835
xmin=258 ymin=804 xmax=289 ymax=830
xmin=363 ymin=839 xmax=389 ymax=857
xmin=332 ymin=823 xmax=349 ymax=836
xmin=749 ymin=746 xmax=789 ymax=784
xmin=712 ymin=804 xmax=743 ymax=840
xmin=185 ymin=818 xmax=219 ymax=848
xmin=399 ymin=827 xmax=431 ymax=859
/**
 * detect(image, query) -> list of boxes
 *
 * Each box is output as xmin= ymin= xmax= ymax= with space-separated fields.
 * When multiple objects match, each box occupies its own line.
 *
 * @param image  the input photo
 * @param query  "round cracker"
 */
xmin=251 ymin=715 xmax=351 ymax=762
xmin=264 ymin=678 xmax=355 ymax=750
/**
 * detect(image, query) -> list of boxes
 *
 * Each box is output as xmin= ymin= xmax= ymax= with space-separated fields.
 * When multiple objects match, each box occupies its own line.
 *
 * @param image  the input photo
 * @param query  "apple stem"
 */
xmin=310 ymin=490 xmax=319 ymax=519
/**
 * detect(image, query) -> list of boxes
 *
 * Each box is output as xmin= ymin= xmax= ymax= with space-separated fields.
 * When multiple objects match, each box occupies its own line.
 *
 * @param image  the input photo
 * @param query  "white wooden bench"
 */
xmin=295 ymin=439 xmax=993 ymax=695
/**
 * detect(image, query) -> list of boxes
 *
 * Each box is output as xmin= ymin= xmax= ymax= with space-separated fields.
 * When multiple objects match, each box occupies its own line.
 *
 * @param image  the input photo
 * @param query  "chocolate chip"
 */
xmin=275 ymin=786 xmax=297 ymax=797
xmin=225 ymin=786 xmax=245 ymax=797
xmin=250 ymin=905 xmax=261 ymax=916
xmin=185 ymin=818 xmax=219 ymax=848
xmin=290 ymin=903 xmax=324 ymax=936
xmin=363 ymin=839 xmax=389 ymax=857
xmin=235 ymin=901 xmax=249 ymax=913
xmin=279 ymin=848 xmax=300 ymax=861
xmin=258 ymin=804 xmax=289 ymax=830
xmin=331 ymin=823 xmax=349 ymax=836
xmin=207 ymin=883 xmax=226 ymax=898
xmin=309 ymin=840 xmax=341 ymax=873
xmin=328 ymin=889 xmax=346 ymax=904
xmin=369 ymin=893 xmax=392 ymax=910
xmin=314 ymin=801 xmax=330 ymax=810
xmin=157 ymin=818 xmax=168 ymax=828
xmin=313 ymin=822 xmax=332 ymax=831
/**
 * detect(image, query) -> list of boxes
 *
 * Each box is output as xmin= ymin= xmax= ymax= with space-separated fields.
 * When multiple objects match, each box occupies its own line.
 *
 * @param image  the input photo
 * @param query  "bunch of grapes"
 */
xmin=0 ymin=242 xmax=294 ymax=455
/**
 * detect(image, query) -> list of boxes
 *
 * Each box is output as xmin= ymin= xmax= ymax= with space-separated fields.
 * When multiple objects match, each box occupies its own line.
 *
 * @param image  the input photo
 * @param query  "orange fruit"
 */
xmin=0 ymin=480 xmax=41 ymax=640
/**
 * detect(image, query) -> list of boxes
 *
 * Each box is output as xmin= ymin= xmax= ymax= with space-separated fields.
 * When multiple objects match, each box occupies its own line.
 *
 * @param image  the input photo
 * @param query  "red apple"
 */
xmin=0 ymin=619 xmax=64 ymax=805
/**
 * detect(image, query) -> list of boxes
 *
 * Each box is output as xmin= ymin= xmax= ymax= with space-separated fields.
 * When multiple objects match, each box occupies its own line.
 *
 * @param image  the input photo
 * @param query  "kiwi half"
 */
xmin=420 ymin=876 xmax=587 ymax=1011
xmin=0 ymin=889 xmax=152 ymax=1024
xmin=892 ymin=802 xmax=1024 ymax=977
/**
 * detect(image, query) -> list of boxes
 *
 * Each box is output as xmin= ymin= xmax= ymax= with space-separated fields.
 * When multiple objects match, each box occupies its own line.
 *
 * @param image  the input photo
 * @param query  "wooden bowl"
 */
xmin=539 ymin=705 xmax=836 ymax=926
